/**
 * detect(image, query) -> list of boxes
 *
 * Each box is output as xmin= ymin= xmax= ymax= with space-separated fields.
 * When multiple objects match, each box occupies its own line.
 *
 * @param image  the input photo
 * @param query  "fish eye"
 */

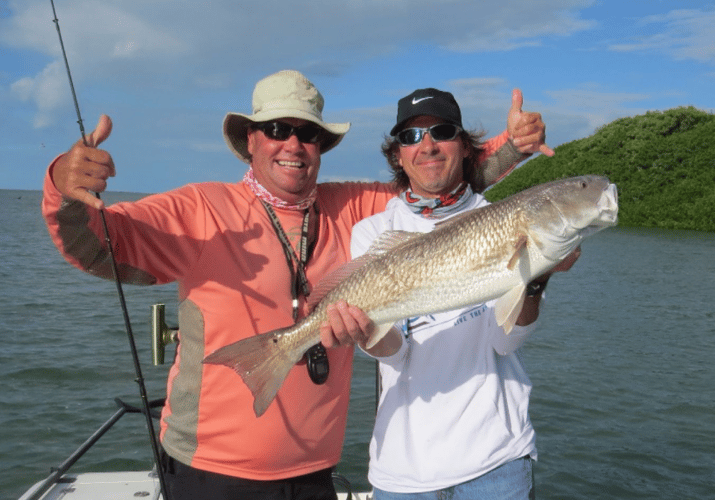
xmin=581 ymin=181 xmax=588 ymax=189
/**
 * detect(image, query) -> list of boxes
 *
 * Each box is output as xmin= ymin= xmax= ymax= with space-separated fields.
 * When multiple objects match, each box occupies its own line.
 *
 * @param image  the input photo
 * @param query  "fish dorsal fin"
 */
xmin=307 ymin=230 xmax=420 ymax=310
xmin=307 ymin=230 xmax=421 ymax=311
xmin=433 ymin=210 xmax=473 ymax=229
xmin=366 ymin=230 xmax=422 ymax=255
xmin=307 ymin=257 xmax=369 ymax=311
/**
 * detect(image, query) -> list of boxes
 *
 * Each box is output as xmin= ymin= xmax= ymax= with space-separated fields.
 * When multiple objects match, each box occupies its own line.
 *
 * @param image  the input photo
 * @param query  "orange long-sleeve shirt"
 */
xmin=43 ymin=172 xmax=394 ymax=479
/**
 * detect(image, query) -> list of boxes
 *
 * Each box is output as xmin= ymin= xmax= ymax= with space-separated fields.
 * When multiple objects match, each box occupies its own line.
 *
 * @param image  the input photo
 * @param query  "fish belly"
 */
xmin=364 ymin=267 xmax=523 ymax=325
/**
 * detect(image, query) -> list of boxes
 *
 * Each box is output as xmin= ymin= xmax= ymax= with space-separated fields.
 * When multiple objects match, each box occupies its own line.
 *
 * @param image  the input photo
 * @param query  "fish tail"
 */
xmin=203 ymin=327 xmax=301 ymax=417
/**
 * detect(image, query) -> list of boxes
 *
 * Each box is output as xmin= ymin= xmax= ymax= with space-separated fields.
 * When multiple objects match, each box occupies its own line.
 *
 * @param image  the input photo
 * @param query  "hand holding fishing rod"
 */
xmin=51 ymin=114 xmax=115 ymax=210
xmin=49 ymin=1 xmax=170 ymax=498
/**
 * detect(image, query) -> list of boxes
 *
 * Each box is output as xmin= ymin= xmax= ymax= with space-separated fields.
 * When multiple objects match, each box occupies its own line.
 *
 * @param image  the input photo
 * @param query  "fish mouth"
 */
xmin=594 ymin=183 xmax=619 ymax=226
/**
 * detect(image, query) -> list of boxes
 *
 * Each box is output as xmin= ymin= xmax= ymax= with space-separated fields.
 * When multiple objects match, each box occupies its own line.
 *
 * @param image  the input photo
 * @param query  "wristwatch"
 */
xmin=526 ymin=279 xmax=548 ymax=297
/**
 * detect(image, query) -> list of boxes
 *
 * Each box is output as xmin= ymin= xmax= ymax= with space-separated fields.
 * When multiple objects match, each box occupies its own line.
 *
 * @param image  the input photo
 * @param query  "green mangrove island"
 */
xmin=485 ymin=106 xmax=715 ymax=232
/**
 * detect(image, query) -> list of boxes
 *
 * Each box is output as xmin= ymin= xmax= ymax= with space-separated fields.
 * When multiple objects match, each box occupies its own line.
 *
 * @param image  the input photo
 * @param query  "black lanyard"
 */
xmin=259 ymin=199 xmax=311 ymax=321
xmin=259 ymin=199 xmax=329 ymax=385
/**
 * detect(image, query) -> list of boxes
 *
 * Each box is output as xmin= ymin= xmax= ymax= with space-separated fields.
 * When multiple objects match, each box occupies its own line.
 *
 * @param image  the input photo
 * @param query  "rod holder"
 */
xmin=151 ymin=304 xmax=178 ymax=365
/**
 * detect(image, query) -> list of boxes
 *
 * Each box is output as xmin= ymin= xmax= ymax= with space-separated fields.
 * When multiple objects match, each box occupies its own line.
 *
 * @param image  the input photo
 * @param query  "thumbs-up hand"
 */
xmin=507 ymin=89 xmax=554 ymax=157
xmin=52 ymin=115 xmax=115 ymax=210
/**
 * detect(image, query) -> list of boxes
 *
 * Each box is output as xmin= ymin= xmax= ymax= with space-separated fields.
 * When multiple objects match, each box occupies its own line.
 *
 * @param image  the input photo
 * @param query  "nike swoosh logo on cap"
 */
xmin=412 ymin=96 xmax=433 ymax=105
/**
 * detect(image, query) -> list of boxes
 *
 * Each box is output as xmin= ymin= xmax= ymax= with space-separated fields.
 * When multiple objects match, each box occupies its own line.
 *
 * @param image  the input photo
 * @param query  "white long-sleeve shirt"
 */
xmin=351 ymin=194 xmax=538 ymax=493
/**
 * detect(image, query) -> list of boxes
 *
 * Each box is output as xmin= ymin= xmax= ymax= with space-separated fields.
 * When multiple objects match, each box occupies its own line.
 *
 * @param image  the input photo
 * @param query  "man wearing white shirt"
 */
xmin=349 ymin=88 xmax=578 ymax=499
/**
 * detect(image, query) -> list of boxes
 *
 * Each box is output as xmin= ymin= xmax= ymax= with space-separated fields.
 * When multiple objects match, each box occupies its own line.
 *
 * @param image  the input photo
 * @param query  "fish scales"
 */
xmin=204 ymin=175 xmax=619 ymax=416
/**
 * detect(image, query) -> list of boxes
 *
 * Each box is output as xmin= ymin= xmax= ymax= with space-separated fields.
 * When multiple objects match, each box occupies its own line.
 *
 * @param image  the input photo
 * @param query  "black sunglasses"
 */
xmin=254 ymin=121 xmax=324 ymax=144
xmin=395 ymin=123 xmax=462 ymax=146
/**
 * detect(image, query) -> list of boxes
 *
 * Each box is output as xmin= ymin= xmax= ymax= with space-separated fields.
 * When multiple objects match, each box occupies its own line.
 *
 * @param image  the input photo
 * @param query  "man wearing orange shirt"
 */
xmin=42 ymin=70 xmax=551 ymax=500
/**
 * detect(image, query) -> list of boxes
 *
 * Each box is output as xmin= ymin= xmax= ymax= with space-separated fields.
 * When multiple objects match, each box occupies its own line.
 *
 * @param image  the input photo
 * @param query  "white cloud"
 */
xmin=448 ymin=77 xmax=509 ymax=106
xmin=545 ymin=86 xmax=648 ymax=111
xmin=3 ymin=0 xmax=599 ymax=73
xmin=4 ymin=0 xmax=708 ymax=191
xmin=542 ymin=85 xmax=650 ymax=140
xmin=188 ymin=141 xmax=228 ymax=154
xmin=1 ymin=2 xmax=188 ymax=73
xmin=608 ymin=8 xmax=715 ymax=65
xmin=193 ymin=73 xmax=233 ymax=91
xmin=10 ymin=61 xmax=67 ymax=128
xmin=2 ymin=0 xmax=192 ymax=128
xmin=447 ymin=10 xmax=597 ymax=52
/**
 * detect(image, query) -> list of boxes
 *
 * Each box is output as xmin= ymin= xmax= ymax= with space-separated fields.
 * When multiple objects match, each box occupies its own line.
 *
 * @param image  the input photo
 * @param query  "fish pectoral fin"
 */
xmin=203 ymin=327 xmax=299 ymax=418
xmin=507 ymin=234 xmax=528 ymax=270
xmin=494 ymin=284 xmax=527 ymax=335
xmin=365 ymin=322 xmax=395 ymax=350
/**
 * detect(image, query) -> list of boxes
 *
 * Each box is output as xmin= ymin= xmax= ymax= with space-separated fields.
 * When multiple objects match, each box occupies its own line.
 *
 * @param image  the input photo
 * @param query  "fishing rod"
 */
xmin=49 ymin=2 xmax=170 ymax=499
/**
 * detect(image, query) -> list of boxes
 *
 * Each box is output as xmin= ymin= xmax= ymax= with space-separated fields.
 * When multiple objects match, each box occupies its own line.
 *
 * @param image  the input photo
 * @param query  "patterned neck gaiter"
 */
xmin=399 ymin=182 xmax=472 ymax=219
xmin=243 ymin=168 xmax=317 ymax=210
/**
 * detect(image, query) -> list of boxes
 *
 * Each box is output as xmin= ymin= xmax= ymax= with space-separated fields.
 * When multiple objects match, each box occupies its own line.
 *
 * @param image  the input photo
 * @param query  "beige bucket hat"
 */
xmin=223 ymin=70 xmax=351 ymax=163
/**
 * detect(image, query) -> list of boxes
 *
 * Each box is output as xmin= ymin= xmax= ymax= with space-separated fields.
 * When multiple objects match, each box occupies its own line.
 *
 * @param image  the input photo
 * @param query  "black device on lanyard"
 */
xmin=306 ymin=343 xmax=329 ymax=384
xmin=260 ymin=200 xmax=329 ymax=385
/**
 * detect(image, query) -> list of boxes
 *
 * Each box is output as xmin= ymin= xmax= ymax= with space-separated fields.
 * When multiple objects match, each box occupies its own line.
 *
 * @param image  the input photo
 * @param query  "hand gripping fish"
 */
xmin=204 ymin=175 xmax=619 ymax=416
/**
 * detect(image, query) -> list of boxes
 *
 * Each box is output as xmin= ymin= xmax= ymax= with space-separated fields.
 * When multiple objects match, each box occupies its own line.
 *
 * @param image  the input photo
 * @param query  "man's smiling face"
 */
xmin=247 ymin=118 xmax=322 ymax=204
xmin=395 ymin=115 xmax=467 ymax=198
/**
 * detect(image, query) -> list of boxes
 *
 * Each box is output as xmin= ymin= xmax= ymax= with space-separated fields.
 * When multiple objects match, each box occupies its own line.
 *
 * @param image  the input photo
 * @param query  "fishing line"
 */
xmin=49 ymin=2 xmax=170 ymax=498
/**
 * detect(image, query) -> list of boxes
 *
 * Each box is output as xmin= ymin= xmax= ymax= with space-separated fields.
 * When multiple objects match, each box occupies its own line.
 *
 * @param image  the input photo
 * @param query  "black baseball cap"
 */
xmin=390 ymin=88 xmax=463 ymax=136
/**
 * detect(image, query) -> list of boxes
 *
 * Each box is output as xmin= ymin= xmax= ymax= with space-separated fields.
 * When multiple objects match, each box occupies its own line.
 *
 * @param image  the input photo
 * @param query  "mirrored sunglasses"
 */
xmin=395 ymin=123 xmax=462 ymax=146
xmin=254 ymin=121 xmax=324 ymax=144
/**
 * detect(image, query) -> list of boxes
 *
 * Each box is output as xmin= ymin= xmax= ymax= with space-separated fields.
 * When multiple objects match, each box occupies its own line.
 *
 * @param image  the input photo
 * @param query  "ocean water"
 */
xmin=1 ymin=189 xmax=714 ymax=500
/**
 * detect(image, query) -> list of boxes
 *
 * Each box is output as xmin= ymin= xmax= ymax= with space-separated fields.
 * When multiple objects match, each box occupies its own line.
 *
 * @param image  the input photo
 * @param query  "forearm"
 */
xmin=480 ymin=135 xmax=531 ymax=192
xmin=516 ymin=295 xmax=541 ymax=326
xmin=43 ymin=160 xmax=123 ymax=281
xmin=42 ymin=160 xmax=197 ymax=286
xmin=515 ymin=277 xmax=549 ymax=326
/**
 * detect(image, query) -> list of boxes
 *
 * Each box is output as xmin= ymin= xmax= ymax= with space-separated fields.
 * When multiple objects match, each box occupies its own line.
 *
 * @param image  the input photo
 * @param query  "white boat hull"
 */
xmin=20 ymin=471 xmax=373 ymax=500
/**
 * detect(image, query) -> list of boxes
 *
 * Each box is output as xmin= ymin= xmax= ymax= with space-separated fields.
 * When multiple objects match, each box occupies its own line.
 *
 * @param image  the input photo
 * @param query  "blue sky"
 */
xmin=1 ymin=0 xmax=713 ymax=193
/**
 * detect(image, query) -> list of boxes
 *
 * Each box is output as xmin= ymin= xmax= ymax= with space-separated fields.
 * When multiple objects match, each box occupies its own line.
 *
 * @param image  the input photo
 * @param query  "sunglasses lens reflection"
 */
xmin=396 ymin=124 xmax=460 ymax=145
xmin=259 ymin=122 xmax=323 ymax=144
